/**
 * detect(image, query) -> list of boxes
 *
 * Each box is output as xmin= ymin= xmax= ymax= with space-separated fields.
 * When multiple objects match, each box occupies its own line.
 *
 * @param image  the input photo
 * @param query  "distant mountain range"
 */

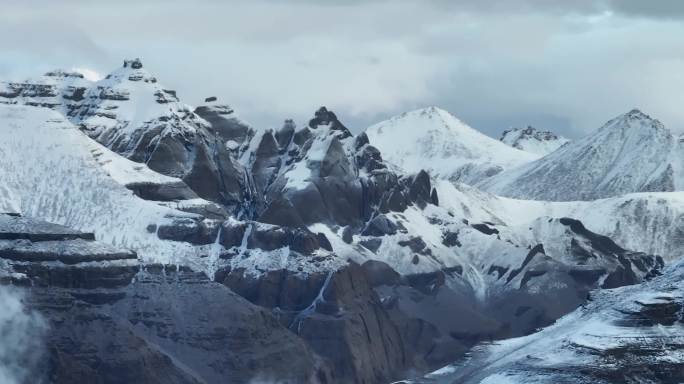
xmin=480 ymin=109 xmax=683 ymax=201
xmin=0 ymin=59 xmax=682 ymax=384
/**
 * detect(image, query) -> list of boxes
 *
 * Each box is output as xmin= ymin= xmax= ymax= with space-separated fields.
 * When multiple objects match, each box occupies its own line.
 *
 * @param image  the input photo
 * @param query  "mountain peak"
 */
xmin=309 ymin=106 xmax=337 ymax=127
xmin=308 ymin=106 xmax=351 ymax=137
xmin=412 ymin=106 xmax=451 ymax=118
xmin=626 ymin=107 xmax=646 ymax=117
xmin=620 ymin=108 xmax=657 ymax=123
xmin=500 ymin=126 xmax=569 ymax=156
xmin=103 ymin=58 xmax=156 ymax=84
xmin=365 ymin=106 xmax=538 ymax=184
xmin=418 ymin=105 xmax=445 ymax=114
xmin=391 ymin=106 xmax=467 ymax=130
xmin=123 ymin=58 xmax=143 ymax=69
xmin=601 ymin=108 xmax=666 ymax=134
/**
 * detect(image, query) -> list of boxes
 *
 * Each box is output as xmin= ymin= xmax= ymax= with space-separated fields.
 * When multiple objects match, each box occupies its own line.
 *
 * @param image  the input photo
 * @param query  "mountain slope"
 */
xmin=0 ymin=105 xmax=208 ymax=267
xmin=481 ymin=109 xmax=683 ymax=201
xmin=500 ymin=126 xmax=569 ymax=155
xmin=365 ymin=107 xmax=539 ymax=185
xmin=410 ymin=259 xmax=684 ymax=384
xmin=434 ymin=181 xmax=684 ymax=262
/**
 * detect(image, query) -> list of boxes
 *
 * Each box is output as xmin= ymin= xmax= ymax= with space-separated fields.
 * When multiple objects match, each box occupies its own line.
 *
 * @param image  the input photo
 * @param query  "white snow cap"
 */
xmin=365 ymin=106 xmax=539 ymax=185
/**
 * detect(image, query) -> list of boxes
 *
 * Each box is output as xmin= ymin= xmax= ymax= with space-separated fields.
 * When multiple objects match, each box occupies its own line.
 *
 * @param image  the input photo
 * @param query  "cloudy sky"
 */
xmin=1 ymin=0 xmax=684 ymax=137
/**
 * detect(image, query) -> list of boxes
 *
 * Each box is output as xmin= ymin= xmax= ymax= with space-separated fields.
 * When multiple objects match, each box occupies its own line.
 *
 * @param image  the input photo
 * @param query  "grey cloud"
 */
xmin=607 ymin=0 xmax=684 ymax=19
xmin=0 ymin=286 xmax=47 ymax=384
xmin=1 ymin=0 xmax=683 ymax=138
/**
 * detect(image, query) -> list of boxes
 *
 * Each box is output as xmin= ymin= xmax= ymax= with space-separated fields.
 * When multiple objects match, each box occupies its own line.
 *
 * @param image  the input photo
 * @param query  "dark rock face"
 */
xmin=191 ymin=106 xmax=438 ymax=232
xmin=471 ymin=222 xmax=499 ymax=235
xmin=360 ymin=238 xmax=382 ymax=253
xmin=362 ymin=214 xmax=398 ymax=236
xmin=124 ymin=180 xmax=200 ymax=202
xmin=0 ymin=214 xmax=95 ymax=241
xmin=316 ymin=233 xmax=333 ymax=252
xmin=406 ymin=170 xmax=432 ymax=208
xmin=0 ymin=239 xmax=136 ymax=265
xmin=365 ymin=262 xmax=502 ymax=370
xmin=398 ymin=237 xmax=428 ymax=254
xmin=441 ymin=230 xmax=461 ymax=247
xmin=291 ymin=263 xmax=407 ymax=383
xmin=32 ymin=266 xmax=332 ymax=384
xmin=308 ymin=106 xmax=352 ymax=139
xmin=177 ymin=127 xmax=252 ymax=212
xmin=248 ymin=224 xmax=319 ymax=254
xmin=156 ymin=217 xmax=221 ymax=245
xmin=220 ymin=263 xmax=411 ymax=383
xmin=113 ymin=266 xmax=332 ymax=384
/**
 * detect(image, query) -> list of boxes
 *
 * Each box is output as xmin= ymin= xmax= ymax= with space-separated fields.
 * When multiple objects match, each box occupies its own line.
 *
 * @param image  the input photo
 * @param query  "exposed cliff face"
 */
xmin=0 ymin=214 xmax=331 ymax=384
xmin=219 ymin=262 xmax=448 ymax=383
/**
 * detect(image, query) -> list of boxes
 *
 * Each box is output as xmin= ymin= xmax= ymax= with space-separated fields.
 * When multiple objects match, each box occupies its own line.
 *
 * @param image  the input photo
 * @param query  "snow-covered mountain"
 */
xmin=499 ymin=125 xmax=569 ymax=155
xmin=365 ymin=107 xmax=539 ymax=185
xmin=2 ymin=60 xmax=684 ymax=383
xmin=0 ymin=59 xmax=255 ymax=212
xmin=1 ymin=97 xmax=665 ymax=383
xmin=481 ymin=109 xmax=684 ymax=201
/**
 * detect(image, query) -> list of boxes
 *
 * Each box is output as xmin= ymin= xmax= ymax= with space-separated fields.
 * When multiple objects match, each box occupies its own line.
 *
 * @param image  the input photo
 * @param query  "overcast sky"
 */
xmin=1 ymin=0 xmax=684 ymax=137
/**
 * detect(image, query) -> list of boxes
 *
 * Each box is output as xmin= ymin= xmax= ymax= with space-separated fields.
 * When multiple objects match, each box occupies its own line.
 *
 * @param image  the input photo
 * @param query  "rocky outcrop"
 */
xmin=238 ymin=107 xmax=440 ymax=231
